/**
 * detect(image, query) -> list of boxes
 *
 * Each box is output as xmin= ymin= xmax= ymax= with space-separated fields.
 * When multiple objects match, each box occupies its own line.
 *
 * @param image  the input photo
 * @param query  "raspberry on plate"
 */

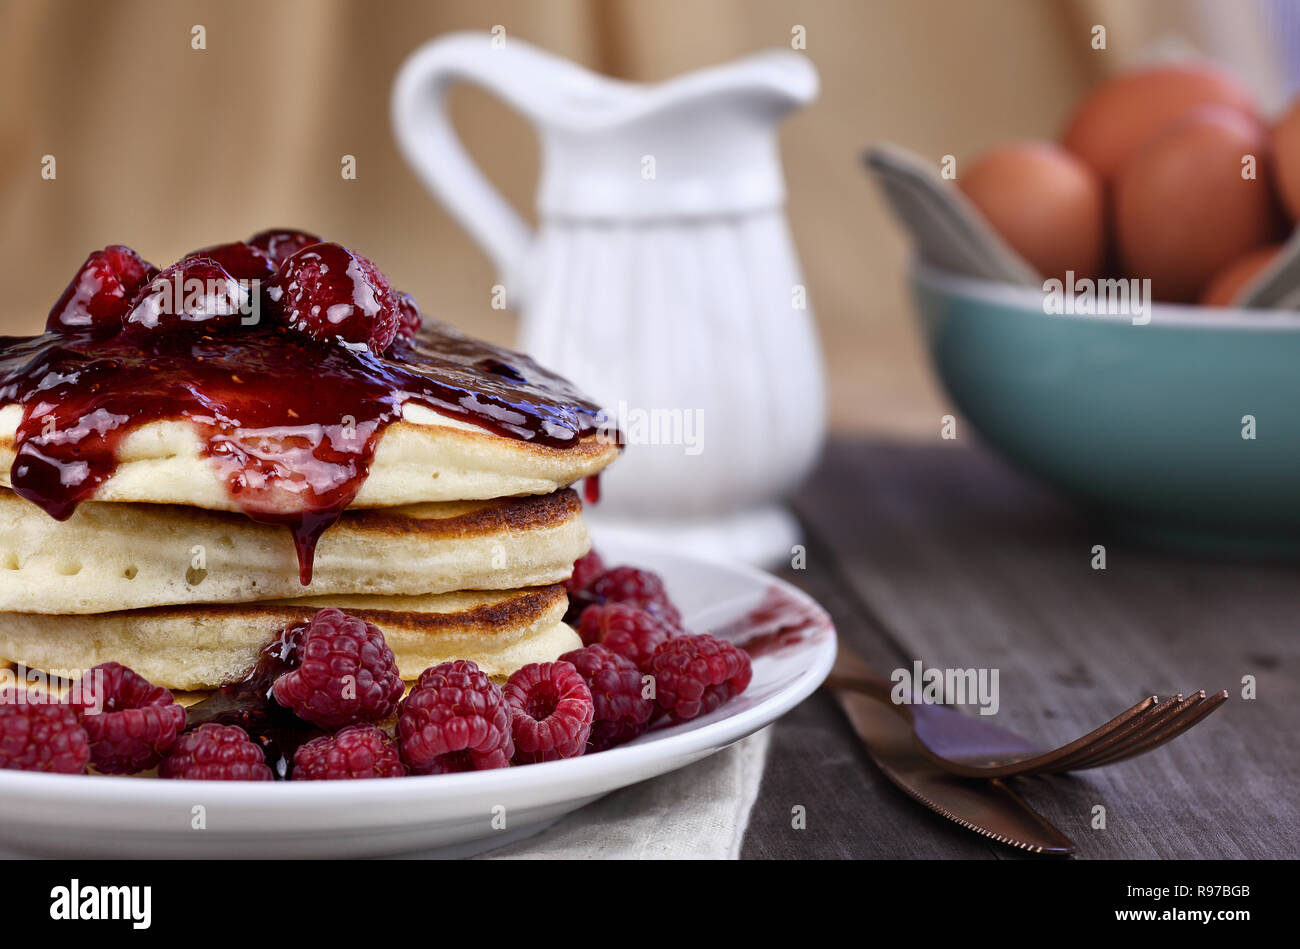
xmin=70 ymin=662 xmax=185 ymax=774
xmin=182 ymin=241 xmax=275 ymax=282
xmin=503 ymin=661 xmax=594 ymax=764
xmin=0 ymin=696 xmax=89 ymax=774
xmin=563 ymin=549 xmax=607 ymax=625
xmin=566 ymin=549 xmax=606 ymax=598
xmin=271 ymin=608 xmax=404 ymax=730
xmin=160 ymin=723 xmax=272 ymax=781
xmin=577 ymin=602 xmax=675 ymax=671
xmin=590 ymin=566 xmax=683 ymax=627
xmin=647 ymin=633 xmax=753 ymax=722
xmin=559 ymin=644 xmax=654 ymax=752
xmin=46 ymin=245 xmax=156 ymax=332
xmin=247 ymin=228 xmax=322 ymax=266
xmin=291 ymin=725 xmax=406 ymax=780
xmin=267 ymin=241 xmax=401 ymax=352
xmin=397 ymin=659 xmax=514 ymax=774
xmin=124 ymin=257 xmax=252 ymax=333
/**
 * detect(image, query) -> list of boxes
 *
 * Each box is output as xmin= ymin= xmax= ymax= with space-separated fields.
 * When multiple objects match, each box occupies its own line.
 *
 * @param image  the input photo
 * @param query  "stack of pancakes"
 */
xmin=0 ymin=405 xmax=617 ymax=694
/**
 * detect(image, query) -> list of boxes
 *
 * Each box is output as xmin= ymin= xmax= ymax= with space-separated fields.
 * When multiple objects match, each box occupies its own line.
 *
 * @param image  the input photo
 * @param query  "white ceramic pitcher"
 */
xmin=392 ymin=32 xmax=824 ymax=565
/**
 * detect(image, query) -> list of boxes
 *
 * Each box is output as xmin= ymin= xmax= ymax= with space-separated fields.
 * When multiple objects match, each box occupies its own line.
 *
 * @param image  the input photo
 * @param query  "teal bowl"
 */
xmin=911 ymin=263 xmax=1300 ymax=555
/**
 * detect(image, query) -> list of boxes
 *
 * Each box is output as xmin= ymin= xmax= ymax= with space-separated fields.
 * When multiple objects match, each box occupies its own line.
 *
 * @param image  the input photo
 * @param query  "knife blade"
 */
xmin=832 ymin=686 xmax=1077 ymax=855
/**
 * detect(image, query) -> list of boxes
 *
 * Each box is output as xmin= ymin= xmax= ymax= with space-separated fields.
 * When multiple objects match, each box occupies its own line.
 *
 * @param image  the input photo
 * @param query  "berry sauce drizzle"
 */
xmin=184 ymin=623 xmax=315 ymax=779
xmin=714 ymin=586 xmax=833 ymax=658
xmin=0 ymin=322 xmax=610 ymax=583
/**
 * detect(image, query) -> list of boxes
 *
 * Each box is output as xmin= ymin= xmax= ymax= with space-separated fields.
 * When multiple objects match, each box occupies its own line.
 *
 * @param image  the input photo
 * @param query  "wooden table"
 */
xmin=741 ymin=440 xmax=1299 ymax=859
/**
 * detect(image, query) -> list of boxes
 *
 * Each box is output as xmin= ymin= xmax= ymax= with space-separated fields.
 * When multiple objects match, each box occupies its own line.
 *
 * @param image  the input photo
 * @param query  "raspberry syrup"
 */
xmin=184 ymin=623 xmax=315 ymax=779
xmin=716 ymin=586 xmax=832 ymax=658
xmin=0 ymin=321 xmax=610 ymax=582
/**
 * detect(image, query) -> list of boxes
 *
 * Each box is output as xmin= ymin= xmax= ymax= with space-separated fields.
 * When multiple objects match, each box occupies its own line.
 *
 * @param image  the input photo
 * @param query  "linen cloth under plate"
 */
xmin=476 ymin=727 xmax=772 ymax=860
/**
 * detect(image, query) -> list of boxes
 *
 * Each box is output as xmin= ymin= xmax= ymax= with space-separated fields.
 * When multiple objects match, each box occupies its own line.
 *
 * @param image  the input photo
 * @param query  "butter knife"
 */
xmin=832 ymin=683 xmax=1077 ymax=855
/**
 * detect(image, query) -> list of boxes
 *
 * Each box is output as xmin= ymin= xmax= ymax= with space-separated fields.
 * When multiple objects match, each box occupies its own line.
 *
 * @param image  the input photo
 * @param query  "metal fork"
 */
xmin=827 ymin=647 xmax=1228 ymax=779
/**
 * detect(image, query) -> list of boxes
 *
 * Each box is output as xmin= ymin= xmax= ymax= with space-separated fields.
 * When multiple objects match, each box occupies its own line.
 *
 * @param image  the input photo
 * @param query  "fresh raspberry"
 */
xmin=566 ymin=549 xmax=606 ymax=596
xmin=559 ymin=645 xmax=654 ymax=752
xmin=503 ymin=661 xmax=593 ymax=764
xmin=577 ymin=602 xmax=676 ymax=671
xmin=562 ymin=550 xmax=606 ymax=624
xmin=397 ymin=660 xmax=514 ymax=774
xmin=0 ymin=696 xmax=89 ymax=773
xmin=590 ymin=566 xmax=682 ymax=627
xmin=183 ymin=241 xmax=275 ymax=282
xmin=124 ymin=257 xmax=252 ymax=333
xmin=268 ymin=241 xmax=401 ymax=352
xmin=46 ymin=245 xmax=156 ymax=332
xmin=271 ymin=608 xmax=403 ymax=729
xmin=291 ymin=725 xmax=406 ymax=780
xmin=247 ymin=228 xmax=322 ymax=266
xmin=160 ymin=724 xmax=272 ymax=780
xmin=395 ymin=291 xmax=422 ymax=340
xmin=647 ymin=633 xmax=753 ymax=722
xmin=70 ymin=662 xmax=185 ymax=774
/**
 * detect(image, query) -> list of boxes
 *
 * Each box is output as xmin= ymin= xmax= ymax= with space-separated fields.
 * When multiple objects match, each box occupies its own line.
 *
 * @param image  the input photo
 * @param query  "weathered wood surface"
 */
xmin=743 ymin=440 xmax=1299 ymax=859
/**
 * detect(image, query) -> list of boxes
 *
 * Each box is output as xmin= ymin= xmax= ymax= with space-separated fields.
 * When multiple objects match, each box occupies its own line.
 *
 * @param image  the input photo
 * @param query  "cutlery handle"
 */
xmin=824 ymin=672 xmax=897 ymax=704
xmin=827 ymin=645 xmax=912 ymax=719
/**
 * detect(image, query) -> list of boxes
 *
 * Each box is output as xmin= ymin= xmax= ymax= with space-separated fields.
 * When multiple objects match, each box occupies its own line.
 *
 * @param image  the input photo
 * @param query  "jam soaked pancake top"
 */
xmin=0 ymin=321 xmax=610 ymax=583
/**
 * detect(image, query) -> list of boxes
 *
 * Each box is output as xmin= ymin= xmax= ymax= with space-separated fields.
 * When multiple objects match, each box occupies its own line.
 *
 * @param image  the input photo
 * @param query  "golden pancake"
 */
xmin=0 ymin=585 xmax=578 ymax=692
xmin=0 ymin=402 xmax=618 ymax=512
xmin=0 ymin=487 xmax=589 ymax=614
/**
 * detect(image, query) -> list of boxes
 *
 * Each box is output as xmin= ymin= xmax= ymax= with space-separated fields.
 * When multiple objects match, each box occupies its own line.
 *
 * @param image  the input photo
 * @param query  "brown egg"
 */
xmin=1114 ymin=107 xmax=1282 ymax=303
xmin=1271 ymin=96 xmax=1300 ymax=221
xmin=1062 ymin=62 xmax=1259 ymax=181
xmin=1199 ymin=245 xmax=1280 ymax=306
xmin=958 ymin=142 xmax=1105 ymax=281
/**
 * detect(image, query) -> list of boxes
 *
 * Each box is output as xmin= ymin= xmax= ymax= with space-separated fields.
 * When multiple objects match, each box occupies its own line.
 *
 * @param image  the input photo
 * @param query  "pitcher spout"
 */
xmin=645 ymin=49 xmax=819 ymax=122
xmin=535 ymin=48 xmax=821 ymax=219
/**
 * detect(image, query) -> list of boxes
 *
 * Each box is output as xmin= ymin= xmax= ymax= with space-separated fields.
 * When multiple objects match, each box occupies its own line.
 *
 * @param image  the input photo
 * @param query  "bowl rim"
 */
xmin=911 ymin=261 xmax=1300 ymax=331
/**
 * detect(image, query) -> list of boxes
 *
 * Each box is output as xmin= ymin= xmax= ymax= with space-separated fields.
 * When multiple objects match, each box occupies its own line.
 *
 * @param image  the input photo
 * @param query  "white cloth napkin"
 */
xmin=477 ymin=727 xmax=772 ymax=860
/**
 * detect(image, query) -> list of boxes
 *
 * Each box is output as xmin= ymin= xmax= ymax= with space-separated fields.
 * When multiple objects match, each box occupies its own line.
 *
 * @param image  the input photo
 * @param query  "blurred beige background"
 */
xmin=0 ymin=0 xmax=1285 ymax=437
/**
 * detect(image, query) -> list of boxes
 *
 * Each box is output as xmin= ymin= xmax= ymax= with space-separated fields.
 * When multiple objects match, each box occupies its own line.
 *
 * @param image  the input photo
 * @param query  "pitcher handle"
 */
xmin=391 ymin=32 xmax=599 ymax=300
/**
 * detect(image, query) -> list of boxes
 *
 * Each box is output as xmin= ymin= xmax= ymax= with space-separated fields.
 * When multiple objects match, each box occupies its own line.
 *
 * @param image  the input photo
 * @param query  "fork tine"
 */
xmin=913 ymin=693 xmax=1160 ymax=779
xmin=1025 ymin=693 xmax=1185 ymax=775
xmin=1061 ymin=692 xmax=1201 ymax=771
xmin=969 ymin=694 xmax=1158 ymax=775
xmin=1072 ymin=690 xmax=1228 ymax=770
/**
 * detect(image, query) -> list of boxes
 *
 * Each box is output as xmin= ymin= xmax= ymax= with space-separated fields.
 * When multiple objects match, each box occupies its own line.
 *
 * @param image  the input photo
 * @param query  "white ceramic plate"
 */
xmin=0 ymin=537 xmax=836 ymax=858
